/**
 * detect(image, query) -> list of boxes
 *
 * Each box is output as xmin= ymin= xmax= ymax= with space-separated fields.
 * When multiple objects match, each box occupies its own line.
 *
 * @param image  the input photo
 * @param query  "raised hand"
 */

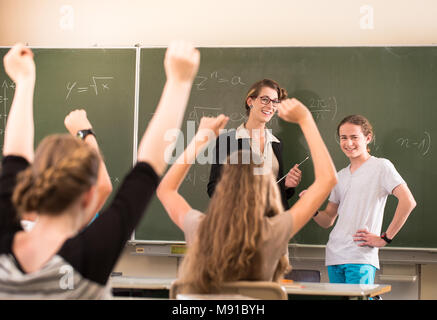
xmin=198 ymin=114 xmax=229 ymax=137
xmin=3 ymin=43 xmax=35 ymax=83
xmin=64 ymin=109 xmax=93 ymax=136
xmin=2 ymin=44 xmax=36 ymax=161
xmin=277 ymin=98 xmax=312 ymax=125
xmin=164 ymin=41 xmax=200 ymax=83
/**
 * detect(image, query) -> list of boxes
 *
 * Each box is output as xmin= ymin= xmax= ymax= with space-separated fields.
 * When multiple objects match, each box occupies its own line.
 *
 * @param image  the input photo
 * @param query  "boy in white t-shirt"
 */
xmin=313 ymin=115 xmax=416 ymax=284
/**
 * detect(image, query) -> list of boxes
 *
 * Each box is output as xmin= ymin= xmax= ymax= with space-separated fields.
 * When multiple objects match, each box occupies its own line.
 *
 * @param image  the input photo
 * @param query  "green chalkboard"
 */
xmin=136 ymin=47 xmax=436 ymax=249
xmin=0 ymin=48 xmax=137 ymax=199
xmin=1 ymin=47 xmax=435 ymax=248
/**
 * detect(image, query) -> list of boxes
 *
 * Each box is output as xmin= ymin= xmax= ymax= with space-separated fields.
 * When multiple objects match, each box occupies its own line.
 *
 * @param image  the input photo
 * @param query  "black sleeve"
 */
xmin=207 ymin=133 xmax=233 ymax=198
xmin=274 ymin=140 xmax=294 ymax=211
xmin=59 ymin=161 xmax=160 ymax=285
xmin=285 ymin=186 xmax=295 ymax=199
xmin=277 ymin=140 xmax=295 ymax=200
xmin=0 ymin=156 xmax=28 ymax=237
xmin=207 ymin=136 xmax=222 ymax=198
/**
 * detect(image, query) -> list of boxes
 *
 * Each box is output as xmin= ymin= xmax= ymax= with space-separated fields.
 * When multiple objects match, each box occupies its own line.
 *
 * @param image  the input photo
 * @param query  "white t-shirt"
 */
xmin=326 ymin=156 xmax=405 ymax=269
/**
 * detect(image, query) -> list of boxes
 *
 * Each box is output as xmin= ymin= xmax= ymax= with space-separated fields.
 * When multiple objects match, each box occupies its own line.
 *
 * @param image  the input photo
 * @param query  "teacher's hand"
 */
xmin=285 ymin=164 xmax=302 ymax=188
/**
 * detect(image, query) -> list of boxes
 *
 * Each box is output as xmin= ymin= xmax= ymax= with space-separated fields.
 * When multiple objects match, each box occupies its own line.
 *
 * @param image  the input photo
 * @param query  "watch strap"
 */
xmin=76 ymin=128 xmax=96 ymax=140
xmin=381 ymin=232 xmax=392 ymax=244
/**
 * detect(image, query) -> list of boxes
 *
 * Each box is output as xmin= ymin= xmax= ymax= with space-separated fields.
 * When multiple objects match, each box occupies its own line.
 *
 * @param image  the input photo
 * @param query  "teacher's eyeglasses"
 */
xmin=258 ymin=96 xmax=280 ymax=107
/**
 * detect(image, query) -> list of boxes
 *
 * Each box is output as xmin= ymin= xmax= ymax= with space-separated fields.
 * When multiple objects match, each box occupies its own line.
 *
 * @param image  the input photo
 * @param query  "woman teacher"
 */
xmin=207 ymin=79 xmax=302 ymax=209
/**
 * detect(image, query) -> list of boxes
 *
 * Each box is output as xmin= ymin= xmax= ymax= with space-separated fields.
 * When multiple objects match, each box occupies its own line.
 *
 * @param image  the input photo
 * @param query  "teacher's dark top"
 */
xmin=207 ymin=124 xmax=295 ymax=210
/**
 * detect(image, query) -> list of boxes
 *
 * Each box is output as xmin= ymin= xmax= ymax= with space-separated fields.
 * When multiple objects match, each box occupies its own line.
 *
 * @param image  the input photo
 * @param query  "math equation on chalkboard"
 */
xmin=396 ymin=131 xmax=431 ymax=156
xmin=0 ymin=80 xmax=14 ymax=140
xmin=65 ymin=76 xmax=114 ymax=100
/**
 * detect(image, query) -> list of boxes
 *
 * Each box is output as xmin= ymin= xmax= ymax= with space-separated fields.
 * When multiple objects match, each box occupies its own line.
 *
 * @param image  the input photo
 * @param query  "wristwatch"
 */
xmin=381 ymin=232 xmax=392 ymax=244
xmin=76 ymin=128 xmax=96 ymax=140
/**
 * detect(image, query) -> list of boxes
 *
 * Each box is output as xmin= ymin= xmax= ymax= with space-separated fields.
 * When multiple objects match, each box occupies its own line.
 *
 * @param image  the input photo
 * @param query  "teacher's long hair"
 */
xmin=176 ymin=150 xmax=290 ymax=294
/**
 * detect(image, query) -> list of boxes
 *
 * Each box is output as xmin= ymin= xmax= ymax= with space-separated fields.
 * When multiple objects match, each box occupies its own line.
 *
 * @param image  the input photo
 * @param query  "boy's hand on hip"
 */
xmin=353 ymin=229 xmax=387 ymax=248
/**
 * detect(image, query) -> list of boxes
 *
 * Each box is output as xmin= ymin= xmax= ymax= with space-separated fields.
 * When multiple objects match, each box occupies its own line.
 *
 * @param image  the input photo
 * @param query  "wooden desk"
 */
xmin=283 ymin=282 xmax=391 ymax=300
xmin=110 ymin=277 xmax=391 ymax=300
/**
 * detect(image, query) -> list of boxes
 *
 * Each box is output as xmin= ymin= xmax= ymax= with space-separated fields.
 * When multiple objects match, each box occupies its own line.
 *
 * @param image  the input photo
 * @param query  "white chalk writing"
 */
xmin=194 ymin=71 xmax=246 ymax=91
xmin=65 ymin=76 xmax=114 ymax=100
xmin=188 ymin=106 xmax=223 ymax=125
xmin=307 ymin=96 xmax=338 ymax=121
xmin=396 ymin=131 xmax=431 ymax=156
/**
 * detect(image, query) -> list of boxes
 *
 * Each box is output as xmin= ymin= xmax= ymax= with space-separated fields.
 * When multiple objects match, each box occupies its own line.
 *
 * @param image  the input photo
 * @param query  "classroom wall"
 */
xmin=422 ymin=265 xmax=437 ymax=299
xmin=1 ymin=0 xmax=437 ymax=299
xmin=1 ymin=0 xmax=437 ymax=47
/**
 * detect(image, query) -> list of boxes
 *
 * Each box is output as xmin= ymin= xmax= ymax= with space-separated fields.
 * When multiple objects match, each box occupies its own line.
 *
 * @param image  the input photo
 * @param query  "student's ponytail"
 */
xmin=12 ymin=134 xmax=100 ymax=216
xmin=12 ymin=168 xmax=36 ymax=214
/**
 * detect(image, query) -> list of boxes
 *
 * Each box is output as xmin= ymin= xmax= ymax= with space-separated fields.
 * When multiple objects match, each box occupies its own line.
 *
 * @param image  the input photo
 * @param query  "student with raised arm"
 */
xmin=63 ymin=110 xmax=113 ymax=217
xmin=20 ymin=110 xmax=114 ymax=231
xmin=157 ymin=98 xmax=337 ymax=294
xmin=0 ymin=41 xmax=199 ymax=299
xmin=312 ymin=115 xmax=416 ymax=284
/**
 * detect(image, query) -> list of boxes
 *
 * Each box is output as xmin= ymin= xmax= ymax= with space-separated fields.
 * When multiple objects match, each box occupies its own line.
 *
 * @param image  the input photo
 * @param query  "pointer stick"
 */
xmin=276 ymin=156 xmax=309 ymax=183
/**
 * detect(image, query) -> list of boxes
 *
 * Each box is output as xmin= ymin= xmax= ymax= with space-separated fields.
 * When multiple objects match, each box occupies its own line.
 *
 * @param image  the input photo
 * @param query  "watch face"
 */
xmin=77 ymin=129 xmax=94 ymax=140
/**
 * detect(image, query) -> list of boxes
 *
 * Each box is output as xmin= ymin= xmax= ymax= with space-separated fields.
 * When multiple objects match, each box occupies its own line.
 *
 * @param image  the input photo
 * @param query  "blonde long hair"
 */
xmin=177 ymin=150 xmax=290 ymax=293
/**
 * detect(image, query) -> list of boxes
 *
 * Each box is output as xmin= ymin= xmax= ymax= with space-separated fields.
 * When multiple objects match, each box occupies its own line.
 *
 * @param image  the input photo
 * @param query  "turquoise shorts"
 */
xmin=327 ymin=264 xmax=377 ymax=284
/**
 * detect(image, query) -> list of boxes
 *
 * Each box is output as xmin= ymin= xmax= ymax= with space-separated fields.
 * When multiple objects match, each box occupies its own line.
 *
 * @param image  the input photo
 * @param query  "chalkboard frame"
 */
xmin=132 ymin=45 xmax=437 ymax=250
xmin=0 ymin=45 xmax=139 ymax=221
xmin=1 ymin=45 xmax=435 ymax=250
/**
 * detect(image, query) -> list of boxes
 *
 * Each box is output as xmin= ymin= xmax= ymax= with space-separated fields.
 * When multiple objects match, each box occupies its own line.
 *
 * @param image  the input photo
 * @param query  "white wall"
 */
xmin=1 ymin=0 xmax=437 ymax=47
